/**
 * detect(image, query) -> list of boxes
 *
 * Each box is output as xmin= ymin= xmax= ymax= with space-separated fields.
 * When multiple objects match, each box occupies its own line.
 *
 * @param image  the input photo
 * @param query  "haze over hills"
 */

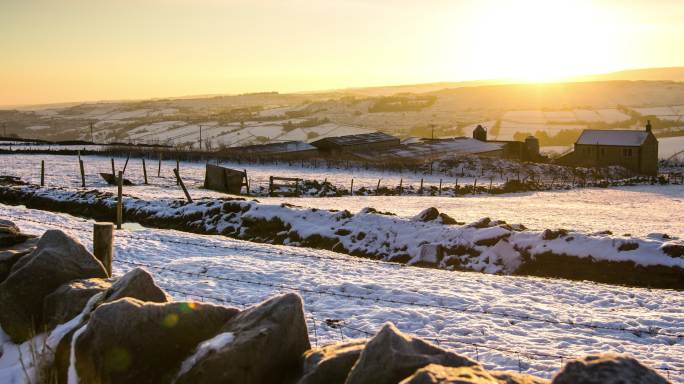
xmin=1 ymin=67 xmax=683 ymax=152
xmin=574 ymin=67 xmax=684 ymax=83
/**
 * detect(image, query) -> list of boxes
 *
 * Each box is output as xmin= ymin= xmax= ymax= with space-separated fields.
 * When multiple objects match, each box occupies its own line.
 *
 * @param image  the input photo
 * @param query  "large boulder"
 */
xmin=0 ymin=219 xmax=35 ymax=247
xmin=44 ymin=267 xmax=170 ymax=331
xmin=74 ymin=298 xmax=239 ymax=384
xmin=103 ymin=267 xmax=169 ymax=303
xmin=50 ymin=269 xmax=170 ymax=384
xmin=345 ymin=323 xmax=478 ymax=384
xmin=299 ymin=339 xmax=366 ymax=384
xmin=43 ymin=277 xmax=113 ymax=330
xmin=0 ymin=230 xmax=108 ymax=342
xmin=175 ymin=293 xmax=310 ymax=384
xmin=551 ymin=353 xmax=670 ymax=384
xmin=399 ymin=364 xmax=549 ymax=383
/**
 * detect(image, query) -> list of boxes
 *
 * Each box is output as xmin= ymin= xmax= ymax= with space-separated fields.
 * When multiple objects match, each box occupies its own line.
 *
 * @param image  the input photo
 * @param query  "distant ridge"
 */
xmin=574 ymin=67 xmax=684 ymax=83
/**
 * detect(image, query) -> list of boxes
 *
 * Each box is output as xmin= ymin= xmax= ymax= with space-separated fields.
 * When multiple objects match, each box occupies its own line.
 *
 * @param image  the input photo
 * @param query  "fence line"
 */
xmin=114 ymin=258 xmax=684 ymax=340
xmin=3 ymin=212 xmax=683 ymax=340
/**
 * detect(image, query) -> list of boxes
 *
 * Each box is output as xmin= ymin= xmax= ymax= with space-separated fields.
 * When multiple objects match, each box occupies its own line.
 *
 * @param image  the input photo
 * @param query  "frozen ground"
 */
xmin=1 ymin=154 xmax=683 ymax=238
xmin=0 ymin=204 xmax=683 ymax=381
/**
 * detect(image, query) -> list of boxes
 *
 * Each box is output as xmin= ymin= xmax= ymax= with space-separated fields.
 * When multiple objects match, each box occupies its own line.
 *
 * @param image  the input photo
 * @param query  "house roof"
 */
xmin=311 ymin=132 xmax=399 ymax=148
xmin=576 ymin=130 xmax=650 ymax=147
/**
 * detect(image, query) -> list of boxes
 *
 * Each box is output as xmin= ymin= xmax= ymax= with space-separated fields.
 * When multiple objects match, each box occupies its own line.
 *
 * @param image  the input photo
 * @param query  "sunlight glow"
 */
xmin=462 ymin=0 xmax=624 ymax=82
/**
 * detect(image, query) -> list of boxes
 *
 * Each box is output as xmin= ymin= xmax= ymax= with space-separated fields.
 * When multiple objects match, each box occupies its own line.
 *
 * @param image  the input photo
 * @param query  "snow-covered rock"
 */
xmin=74 ymin=298 xmax=239 ymax=384
xmin=0 ymin=230 xmax=108 ymax=342
xmin=300 ymin=339 xmax=366 ymax=384
xmin=176 ymin=293 xmax=310 ymax=384
xmin=345 ymin=323 xmax=477 ymax=384
xmin=551 ymin=354 xmax=670 ymax=384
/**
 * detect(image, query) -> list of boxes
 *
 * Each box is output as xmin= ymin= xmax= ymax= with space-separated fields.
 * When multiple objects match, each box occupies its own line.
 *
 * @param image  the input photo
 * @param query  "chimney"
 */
xmin=646 ymin=120 xmax=652 ymax=132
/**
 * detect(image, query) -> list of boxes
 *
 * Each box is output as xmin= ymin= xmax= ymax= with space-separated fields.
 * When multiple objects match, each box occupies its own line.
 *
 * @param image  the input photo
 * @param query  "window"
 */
xmin=623 ymin=148 xmax=633 ymax=157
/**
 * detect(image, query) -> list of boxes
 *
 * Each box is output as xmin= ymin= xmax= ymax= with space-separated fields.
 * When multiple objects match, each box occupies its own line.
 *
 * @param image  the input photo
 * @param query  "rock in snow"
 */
xmin=43 ymin=277 xmax=114 ymax=331
xmin=175 ymin=293 xmax=310 ymax=384
xmin=345 ymin=322 xmax=478 ymax=384
xmin=0 ymin=230 xmax=108 ymax=342
xmin=74 ymin=298 xmax=239 ymax=384
xmin=0 ymin=219 xmax=35 ymax=247
xmin=551 ymin=354 xmax=670 ymax=384
xmin=399 ymin=363 xmax=550 ymax=383
xmin=44 ymin=267 xmax=168 ymax=331
xmin=299 ymin=339 xmax=366 ymax=384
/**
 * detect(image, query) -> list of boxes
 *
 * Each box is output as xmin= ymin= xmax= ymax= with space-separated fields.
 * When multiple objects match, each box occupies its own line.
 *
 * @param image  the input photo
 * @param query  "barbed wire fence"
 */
xmin=2 ymin=212 xmax=683 ymax=380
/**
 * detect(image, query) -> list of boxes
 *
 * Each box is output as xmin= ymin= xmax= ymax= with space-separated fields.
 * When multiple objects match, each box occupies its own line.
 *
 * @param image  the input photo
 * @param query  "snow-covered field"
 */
xmin=502 ymin=109 xmax=632 ymax=124
xmin=660 ymin=136 xmax=684 ymax=160
xmin=1 ymin=154 xmax=682 ymax=237
xmin=1 ymin=204 xmax=683 ymax=381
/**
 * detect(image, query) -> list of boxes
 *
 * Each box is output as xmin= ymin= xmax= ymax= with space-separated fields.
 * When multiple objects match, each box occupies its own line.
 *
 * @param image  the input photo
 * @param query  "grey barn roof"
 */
xmin=350 ymin=138 xmax=504 ymax=163
xmin=576 ymin=130 xmax=650 ymax=147
xmin=225 ymin=141 xmax=316 ymax=154
xmin=311 ymin=131 xmax=398 ymax=148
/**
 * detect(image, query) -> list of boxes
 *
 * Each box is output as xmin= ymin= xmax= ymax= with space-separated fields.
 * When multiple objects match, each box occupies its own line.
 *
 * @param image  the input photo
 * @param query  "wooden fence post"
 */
xmin=77 ymin=151 xmax=86 ymax=188
xmin=111 ymin=158 xmax=116 ymax=177
xmin=40 ymin=160 xmax=45 ymax=186
xmin=142 ymin=158 xmax=148 ymax=185
xmin=174 ymin=168 xmax=193 ymax=203
xmin=419 ymin=178 xmax=424 ymax=195
xmin=399 ymin=178 xmax=403 ymax=195
xmin=269 ymin=176 xmax=274 ymax=195
xmin=79 ymin=158 xmax=86 ymax=188
xmin=158 ymin=152 xmax=162 ymax=177
xmin=93 ymin=222 xmax=114 ymax=276
xmin=350 ymin=179 xmax=354 ymax=195
xmin=473 ymin=178 xmax=478 ymax=194
xmin=438 ymin=179 xmax=442 ymax=195
xmin=116 ymin=171 xmax=123 ymax=230
xmin=176 ymin=159 xmax=180 ymax=185
xmin=376 ymin=179 xmax=381 ymax=195
xmin=122 ymin=153 xmax=130 ymax=174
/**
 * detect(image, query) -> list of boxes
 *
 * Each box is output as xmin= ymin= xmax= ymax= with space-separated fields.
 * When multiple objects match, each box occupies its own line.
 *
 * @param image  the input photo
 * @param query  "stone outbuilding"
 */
xmin=556 ymin=121 xmax=659 ymax=176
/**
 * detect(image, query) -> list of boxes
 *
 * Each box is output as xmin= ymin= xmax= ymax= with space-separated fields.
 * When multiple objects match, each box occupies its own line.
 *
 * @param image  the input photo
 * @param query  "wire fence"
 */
xmin=5 ymin=213 xmax=684 ymax=339
xmin=2 ymin=211 xmax=684 ymax=380
xmin=111 ymin=260 xmax=684 ymax=380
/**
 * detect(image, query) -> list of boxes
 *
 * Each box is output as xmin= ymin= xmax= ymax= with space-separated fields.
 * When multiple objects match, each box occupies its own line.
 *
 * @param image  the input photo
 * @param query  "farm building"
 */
xmin=349 ymin=137 xmax=505 ymax=165
xmin=555 ymin=122 xmax=659 ymax=175
xmin=311 ymin=132 xmax=400 ymax=154
xmin=471 ymin=125 xmax=544 ymax=162
xmin=220 ymin=141 xmax=319 ymax=160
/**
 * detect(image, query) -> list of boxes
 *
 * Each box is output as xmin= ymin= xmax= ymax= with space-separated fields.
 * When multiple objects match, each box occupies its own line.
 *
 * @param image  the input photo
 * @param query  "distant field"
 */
xmin=659 ymin=136 xmax=684 ymax=159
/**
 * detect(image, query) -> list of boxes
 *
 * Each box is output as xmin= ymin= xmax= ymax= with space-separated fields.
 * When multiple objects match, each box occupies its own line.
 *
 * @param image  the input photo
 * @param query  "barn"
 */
xmin=556 ymin=122 xmax=659 ymax=176
xmin=310 ymin=132 xmax=400 ymax=155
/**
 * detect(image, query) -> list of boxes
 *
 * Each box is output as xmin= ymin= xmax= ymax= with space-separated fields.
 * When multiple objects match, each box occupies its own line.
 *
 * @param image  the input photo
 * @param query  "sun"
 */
xmin=461 ymin=0 xmax=622 ymax=83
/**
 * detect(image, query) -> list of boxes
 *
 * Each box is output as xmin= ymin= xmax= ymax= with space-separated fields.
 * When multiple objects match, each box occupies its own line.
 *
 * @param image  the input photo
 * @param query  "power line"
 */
xmin=115 ymin=258 xmax=684 ymax=340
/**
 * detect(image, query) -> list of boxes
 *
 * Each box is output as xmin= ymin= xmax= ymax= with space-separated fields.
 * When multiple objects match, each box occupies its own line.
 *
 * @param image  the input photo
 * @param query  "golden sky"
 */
xmin=2 ymin=0 xmax=683 ymax=106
